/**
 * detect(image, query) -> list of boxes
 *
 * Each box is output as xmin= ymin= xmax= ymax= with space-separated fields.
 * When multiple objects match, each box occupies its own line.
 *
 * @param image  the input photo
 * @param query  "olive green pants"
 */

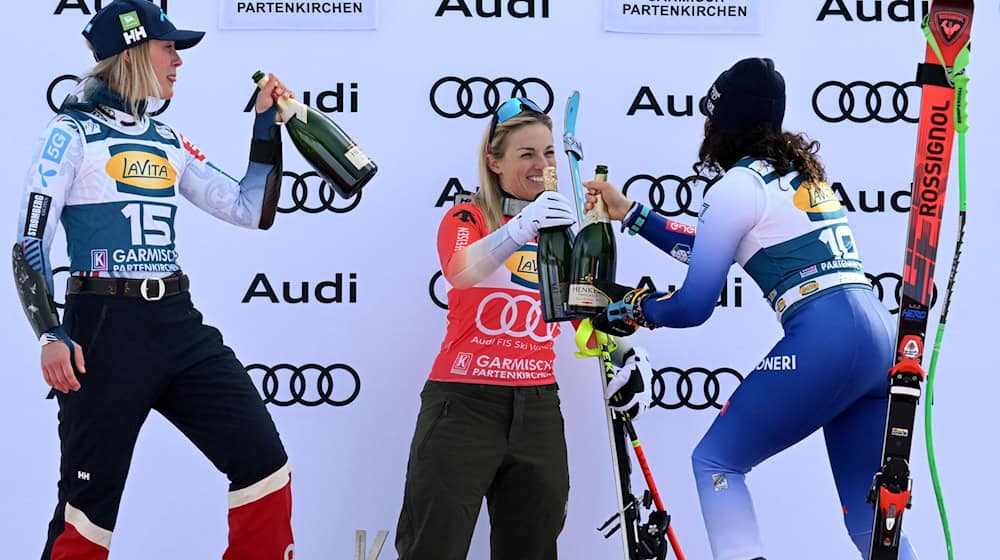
xmin=396 ymin=381 xmax=570 ymax=560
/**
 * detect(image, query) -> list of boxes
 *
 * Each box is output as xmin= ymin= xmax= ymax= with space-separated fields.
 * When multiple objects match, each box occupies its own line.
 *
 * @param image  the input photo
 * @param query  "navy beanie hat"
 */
xmin=699 ymin=57 xmax=786 ymax=132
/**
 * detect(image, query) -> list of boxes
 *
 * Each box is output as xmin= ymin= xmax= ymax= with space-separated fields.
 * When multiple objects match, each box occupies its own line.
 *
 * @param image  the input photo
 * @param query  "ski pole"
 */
xmin=592 ymin=324 xmax=685 ymax=560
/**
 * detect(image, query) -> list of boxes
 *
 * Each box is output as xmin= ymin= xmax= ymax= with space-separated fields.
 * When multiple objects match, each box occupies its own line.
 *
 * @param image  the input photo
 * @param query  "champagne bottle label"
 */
xmin=345 ymin=144 xmax=372 ymax=170
xmin=568 ymin=282 xmax=611 ymax=308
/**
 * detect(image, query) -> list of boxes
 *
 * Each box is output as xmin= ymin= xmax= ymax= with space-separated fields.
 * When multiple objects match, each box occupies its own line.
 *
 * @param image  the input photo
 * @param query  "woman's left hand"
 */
xmin=256 ymin=73 xmax=294 ymax=114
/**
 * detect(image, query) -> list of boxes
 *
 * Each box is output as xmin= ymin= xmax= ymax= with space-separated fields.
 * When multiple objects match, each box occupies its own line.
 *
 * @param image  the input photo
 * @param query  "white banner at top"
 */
xmin=604 ymin=0 xmax=760 ymax=34
xmin=218 ymin=0 xmax=377 ymax=30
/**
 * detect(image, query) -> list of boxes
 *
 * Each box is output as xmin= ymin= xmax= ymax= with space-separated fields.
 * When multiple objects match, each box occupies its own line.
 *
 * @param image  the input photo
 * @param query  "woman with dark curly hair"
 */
xmin=584 ymin=58 xmax=919 ymax=560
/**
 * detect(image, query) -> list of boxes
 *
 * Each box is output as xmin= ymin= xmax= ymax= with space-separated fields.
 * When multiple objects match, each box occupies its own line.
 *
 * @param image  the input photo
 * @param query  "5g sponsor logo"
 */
xmin=435 ymin=0 xmax=549 ymax=18
xmin=816 ymin=0 xmax=928 ymax=22
xmin=48 ymin=74 xmax=169 ymax=116
xmin=54 ymin=0 xmax=167 ymax=15
xmin=636 ymin=275 xmax=744 ymax=309
xmin=429 ymin=76 xmax=554 ymax=119
xmin=650 ymin=366 xmax=744 ymax=410
xmin=627 ymin=87 xmax=708 ymax=117
xmin=621 ymin=174 xmax=719 ymax=218
xmin=812 ymin=80 xmax=919 ymax=123
xmin=242 ymin=272 xmax=358 ymax=304
xmin=244 ymin=83 xmax=359 ymax=114
xmin=246 ymin=363 xmax=361 ymax=407
xmin=280 ymin=171 xmax=362 ymax=214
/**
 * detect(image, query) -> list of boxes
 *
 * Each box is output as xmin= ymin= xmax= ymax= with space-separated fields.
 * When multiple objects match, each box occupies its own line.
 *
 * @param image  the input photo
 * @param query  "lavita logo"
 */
xmin=816 ymin=0 xmax=929 ymax=22
xmin=435 ymin=0 xmax=549 ymax=17
xmin=245 ymin=83 xmax=359 ymax=114
xmin=55 ymin=0 xmax=167 ymax=15
xmin=242 ymin=273 xmax=358 ymax=304
xmin=636 ymin=275 xmax=744 ymax=308
xmin=627 ymin=87 xmax=708 ymax=117
xmin=832 ymin=182 xmax=911 ymax=213
xmin=435 ymin=177 xmax=475 ymax=207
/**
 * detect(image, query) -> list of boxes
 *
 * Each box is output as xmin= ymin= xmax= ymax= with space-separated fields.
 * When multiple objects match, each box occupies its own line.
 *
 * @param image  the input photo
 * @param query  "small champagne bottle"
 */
xmin=253 ymin=71 xmax=377 ymax=198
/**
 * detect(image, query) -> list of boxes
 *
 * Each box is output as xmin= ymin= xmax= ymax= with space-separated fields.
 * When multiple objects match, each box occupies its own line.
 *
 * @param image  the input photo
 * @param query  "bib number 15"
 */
xmin=121 ymin=202 xmax=175 ymax=246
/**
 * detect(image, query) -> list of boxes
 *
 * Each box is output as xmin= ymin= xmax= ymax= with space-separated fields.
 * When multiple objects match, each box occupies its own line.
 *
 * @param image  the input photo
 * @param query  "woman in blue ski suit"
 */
xmin=585 ymin=58 xmax=919 ymax=560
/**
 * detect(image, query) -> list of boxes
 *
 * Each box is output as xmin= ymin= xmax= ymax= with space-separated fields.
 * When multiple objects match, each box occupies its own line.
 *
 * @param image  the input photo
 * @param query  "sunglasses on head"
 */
xmin=486 ymin=97 xmax=544 ymax=154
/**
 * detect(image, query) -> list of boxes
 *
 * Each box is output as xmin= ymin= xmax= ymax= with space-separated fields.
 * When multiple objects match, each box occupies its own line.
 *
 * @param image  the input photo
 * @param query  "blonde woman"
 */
xmin=13 ymin=1 xmax=295 ymax=558
xmin=395 ymin=97 xmax=652 ymax=559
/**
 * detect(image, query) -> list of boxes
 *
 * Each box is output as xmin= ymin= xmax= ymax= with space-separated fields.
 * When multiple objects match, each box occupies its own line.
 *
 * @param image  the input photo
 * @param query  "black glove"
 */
xmin=592 ymin=285 xmax=655 ymax=337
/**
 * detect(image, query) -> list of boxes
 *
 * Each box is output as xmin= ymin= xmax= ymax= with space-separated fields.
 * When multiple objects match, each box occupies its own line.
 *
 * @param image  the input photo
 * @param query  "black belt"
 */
xmin=67 ymin=273 xmax=189 ymax=301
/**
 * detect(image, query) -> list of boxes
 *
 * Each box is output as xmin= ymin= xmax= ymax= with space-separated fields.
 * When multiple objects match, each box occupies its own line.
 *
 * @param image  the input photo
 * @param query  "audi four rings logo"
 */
xmin=650 ymin=366 xmax=745 ymax=410
xmin=867 ymin=272 xmax=938 ymax=315
xmin=246 ymin=363 xmax=361 ymax=407
xmin=280 ymin=171 xmax=362 ymax=214
xmin=812 ymin=80 xmax=919 ymax=124
xmin=429 ymin=76 xmax=554 ymax=119
xmin=429 ymin=270 xmax=448 ymax=310
xmin=476 ymin=292 xmax=557 ymax=343
xmin=47 ymin=74 xmax=169 ymax=116
xmin=622 ymin=174 xmax=719 ymax=218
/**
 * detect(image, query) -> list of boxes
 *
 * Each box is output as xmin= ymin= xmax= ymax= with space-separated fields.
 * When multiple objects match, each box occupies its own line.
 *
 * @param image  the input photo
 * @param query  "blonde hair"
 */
xmin=85 ymin=41 xmax=161 ymax=120
xmin=474 ymin=112 xmax=554 ymax=232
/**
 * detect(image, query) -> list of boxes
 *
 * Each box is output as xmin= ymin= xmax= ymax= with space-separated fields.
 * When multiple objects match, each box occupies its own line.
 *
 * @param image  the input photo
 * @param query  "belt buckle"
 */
xmin=140 ymin=277 xmax=166 ymax=301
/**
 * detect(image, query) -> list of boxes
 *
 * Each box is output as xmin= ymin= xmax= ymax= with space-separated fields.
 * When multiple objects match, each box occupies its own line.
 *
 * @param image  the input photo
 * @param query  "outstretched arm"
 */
xmin=178 ymin=74 xmax=292 ymax=230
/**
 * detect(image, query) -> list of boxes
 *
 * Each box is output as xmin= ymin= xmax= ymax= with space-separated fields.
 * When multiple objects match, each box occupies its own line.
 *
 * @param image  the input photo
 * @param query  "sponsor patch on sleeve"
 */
xmin=23 ymin=193 xmax=52 ymax=239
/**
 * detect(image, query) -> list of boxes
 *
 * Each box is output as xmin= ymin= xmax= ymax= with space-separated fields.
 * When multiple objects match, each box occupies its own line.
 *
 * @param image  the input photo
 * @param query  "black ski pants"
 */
xmin=396 ymin=380 xmax=570 ymax=560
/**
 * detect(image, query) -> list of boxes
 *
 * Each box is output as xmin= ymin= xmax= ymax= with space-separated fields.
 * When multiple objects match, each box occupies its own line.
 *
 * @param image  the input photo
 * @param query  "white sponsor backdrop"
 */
xmin=0 ymin=1 xmax=997 ymax=559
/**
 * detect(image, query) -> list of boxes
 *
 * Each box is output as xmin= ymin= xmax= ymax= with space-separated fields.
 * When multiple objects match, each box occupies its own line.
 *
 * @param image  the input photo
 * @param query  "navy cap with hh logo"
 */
xmin=83 ymin=0 xmax=204 ymax=61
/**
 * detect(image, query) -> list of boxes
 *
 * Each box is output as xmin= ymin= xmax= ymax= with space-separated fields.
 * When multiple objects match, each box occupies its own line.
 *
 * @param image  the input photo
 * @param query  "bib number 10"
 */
xmin=819 ymin=224 xmax=858 ymax=260
xmin=121 ymin=202 xmax=176 ymax=246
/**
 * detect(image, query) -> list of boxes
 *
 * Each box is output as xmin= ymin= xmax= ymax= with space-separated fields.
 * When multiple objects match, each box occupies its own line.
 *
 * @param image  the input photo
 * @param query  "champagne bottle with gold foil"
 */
xmin=568 ymin=164 xmax=617 ymax=315
xmin=537 ymin=166 xmax=577 ymax=323
xmin=253 ymin=71 xmax=377 ymax=198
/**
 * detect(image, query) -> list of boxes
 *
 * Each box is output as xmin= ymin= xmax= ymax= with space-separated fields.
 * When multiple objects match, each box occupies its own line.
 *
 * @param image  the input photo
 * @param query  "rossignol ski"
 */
xmin=867 ymin=2 xmax=973 ymax=559
xmin=564 ymin=91 xmax=683 ymax=560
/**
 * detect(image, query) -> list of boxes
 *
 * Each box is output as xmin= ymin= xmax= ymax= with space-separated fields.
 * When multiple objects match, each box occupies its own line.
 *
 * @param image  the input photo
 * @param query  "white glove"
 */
xmin=605 ymin=345 xmax=652 ymax=418
xmin=506 ymin=191 xmax=576 ymax=246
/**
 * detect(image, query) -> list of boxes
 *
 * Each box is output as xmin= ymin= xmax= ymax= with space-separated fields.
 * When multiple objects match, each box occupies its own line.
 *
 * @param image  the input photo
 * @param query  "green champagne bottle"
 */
xmin=537 ymin=166 xmax=577 ymax=323
xmin=568 ymin=164 xmax=617 ymax=316
xmin=252 ymin=71 xmax=377 ymax=198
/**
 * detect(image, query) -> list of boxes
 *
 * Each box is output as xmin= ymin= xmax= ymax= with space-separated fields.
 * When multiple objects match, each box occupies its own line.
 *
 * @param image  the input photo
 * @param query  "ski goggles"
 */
xmin=486 ymin=97 xmax=544 ymax=154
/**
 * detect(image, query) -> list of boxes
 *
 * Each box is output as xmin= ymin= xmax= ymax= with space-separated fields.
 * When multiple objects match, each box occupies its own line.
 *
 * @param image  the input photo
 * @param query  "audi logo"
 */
xmin=280 ymin=171 xmax=362 ymax=214
xmin=429 ymin=76 xmax=554 ymax=119
xmin=246 ymin=363 xmax=361 ymax=407
xmin=812 ymin=80 xmax=919 ymax=124
xmin=621 ymin=174 xmax=718 ymax=218
xmin=866 ymin=272 xmax=938 ymax=315
xmin=650 ymin=366 xmax=744 ymax=410
xmin=429 ymin=270 xmax=449 ymax=310
xmin=47 ymin=74 xmax=169 ymax=116
xmin=476 ymin=292 xmax=556 ymax=343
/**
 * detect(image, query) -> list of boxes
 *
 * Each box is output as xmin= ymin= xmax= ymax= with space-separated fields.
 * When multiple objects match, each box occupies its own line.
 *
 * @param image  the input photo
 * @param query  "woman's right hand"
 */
xmin=255 ymin=72 xmax=294 ymax=115
xmin=42 ymin=339 xmax=86 ymax=393
xmin=507 ymin=191 xmax=576 ymax=245
xmin=584 ymin=180 xmax=632 ymax=222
